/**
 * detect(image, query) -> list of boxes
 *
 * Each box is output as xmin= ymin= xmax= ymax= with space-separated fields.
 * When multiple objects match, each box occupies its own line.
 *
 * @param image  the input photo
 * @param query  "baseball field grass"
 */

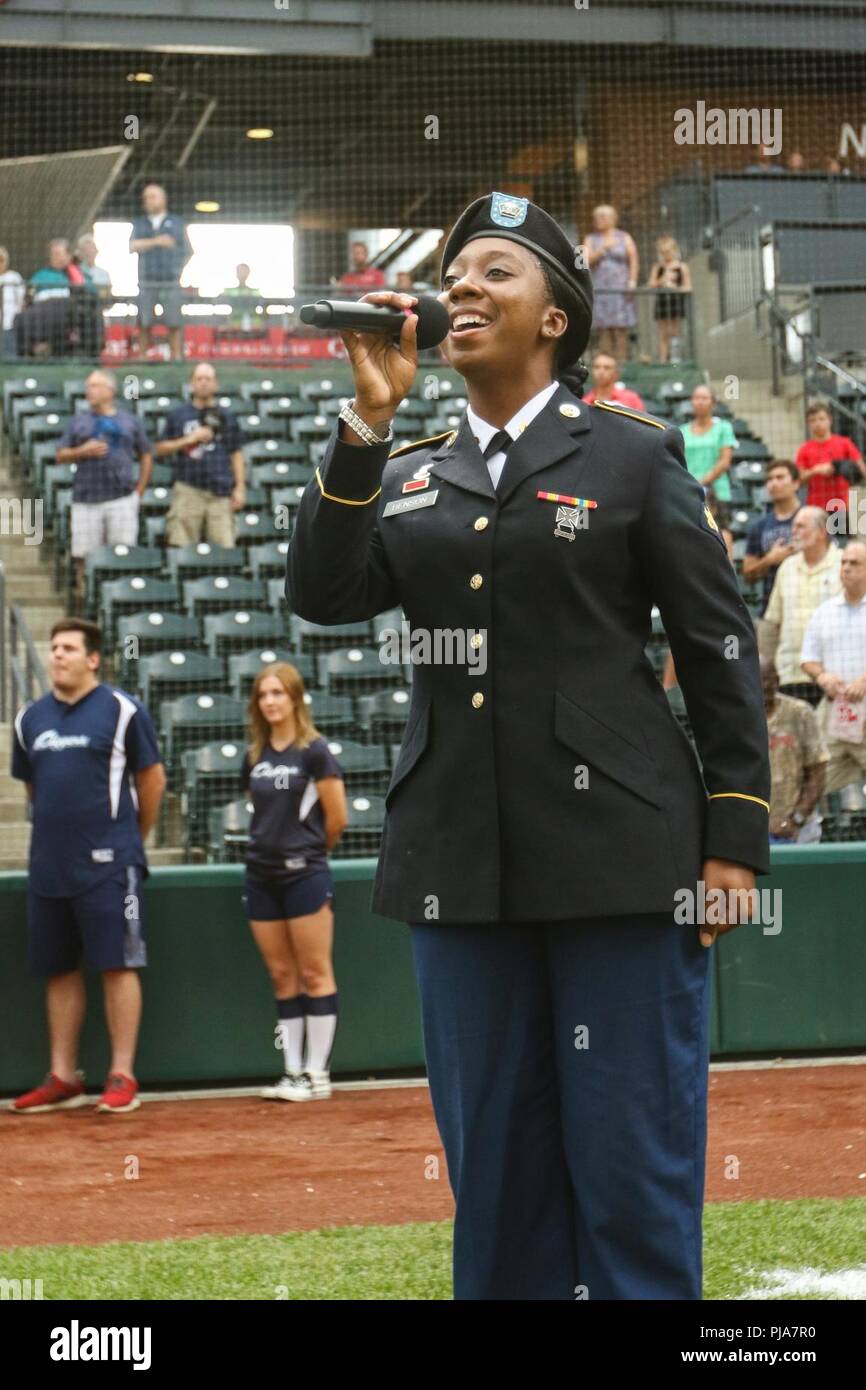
xmin=0 ymin=1197 xmax=863 ymax=1300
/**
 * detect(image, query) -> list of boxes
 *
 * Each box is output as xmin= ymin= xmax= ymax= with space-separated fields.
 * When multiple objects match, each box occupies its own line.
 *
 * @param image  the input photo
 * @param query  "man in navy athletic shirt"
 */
xmin=742 ymin=459 xmax=803 ymax=616
xmin=9 ymin=619 xmax=166 ymax=1115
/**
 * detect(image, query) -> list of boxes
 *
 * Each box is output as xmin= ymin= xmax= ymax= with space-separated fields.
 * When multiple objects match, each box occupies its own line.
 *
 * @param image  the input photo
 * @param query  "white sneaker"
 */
xmin=260 ymin=1074 xmax=309 ymax=1102
xmin=305 ymin=1069 xmax=332 ymax=1100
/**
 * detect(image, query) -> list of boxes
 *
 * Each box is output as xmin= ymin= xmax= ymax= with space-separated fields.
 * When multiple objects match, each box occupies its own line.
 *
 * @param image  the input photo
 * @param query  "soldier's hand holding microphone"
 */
xmin=338 ymin=291 xmax=420 ymax=445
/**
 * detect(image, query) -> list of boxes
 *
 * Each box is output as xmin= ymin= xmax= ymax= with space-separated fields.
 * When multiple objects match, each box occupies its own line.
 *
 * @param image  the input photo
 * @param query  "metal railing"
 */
xmin=0 ymin=563 xmax=49 ymax=720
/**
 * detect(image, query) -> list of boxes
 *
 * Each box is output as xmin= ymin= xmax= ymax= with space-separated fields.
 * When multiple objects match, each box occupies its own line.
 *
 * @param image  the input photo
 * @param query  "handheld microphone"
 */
xmin=299 ymin=296 xmax=450 ymax=350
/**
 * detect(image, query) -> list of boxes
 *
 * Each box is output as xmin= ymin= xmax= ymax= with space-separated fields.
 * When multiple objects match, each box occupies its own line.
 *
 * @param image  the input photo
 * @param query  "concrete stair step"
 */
xmin=0 ymin=823 xmax=33 ymax=855
xmin=0 ymin=543 xmax=52 ymax=570
xmin=0 ymin=575 xmax=60 ymax=602
xmin=0 ymin=796 xmax=29 ymax=822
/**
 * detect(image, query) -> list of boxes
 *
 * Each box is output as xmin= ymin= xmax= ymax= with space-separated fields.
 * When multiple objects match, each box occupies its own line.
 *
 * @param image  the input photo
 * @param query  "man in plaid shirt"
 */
xmin=56 ymin=370 xmax=153 ymax=597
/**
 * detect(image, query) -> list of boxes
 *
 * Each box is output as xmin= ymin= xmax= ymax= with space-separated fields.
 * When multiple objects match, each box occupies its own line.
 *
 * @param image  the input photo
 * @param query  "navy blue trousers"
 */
xmin=410 ymin=913 xmax=711 ymax=1301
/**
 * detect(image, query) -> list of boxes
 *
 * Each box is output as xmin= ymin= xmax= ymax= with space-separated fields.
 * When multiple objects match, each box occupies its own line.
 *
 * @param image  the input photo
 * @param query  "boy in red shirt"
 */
xmin=796 ymin=403 xmax=865 ymax=514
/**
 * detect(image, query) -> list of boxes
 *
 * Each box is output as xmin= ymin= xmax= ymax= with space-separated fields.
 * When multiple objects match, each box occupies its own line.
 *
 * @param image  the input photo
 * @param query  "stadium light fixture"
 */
xmin=246 ymin=129 xmax=274 ymax=140
xmin=196 ymin=201 xmax=221 ymax=213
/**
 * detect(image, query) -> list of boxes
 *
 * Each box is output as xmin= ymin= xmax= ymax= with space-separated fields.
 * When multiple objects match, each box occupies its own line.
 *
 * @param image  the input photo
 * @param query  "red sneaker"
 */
xmin=95 ymin=1073 xmax=141 ymax=1114
xmin=11 ymin=1071 xmax=87 ymax=1113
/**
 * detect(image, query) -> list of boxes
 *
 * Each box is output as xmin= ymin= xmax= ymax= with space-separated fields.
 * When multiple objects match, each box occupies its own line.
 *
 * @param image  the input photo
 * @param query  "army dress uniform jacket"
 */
xmin=286 ymin=383 xmax=771 ymax=924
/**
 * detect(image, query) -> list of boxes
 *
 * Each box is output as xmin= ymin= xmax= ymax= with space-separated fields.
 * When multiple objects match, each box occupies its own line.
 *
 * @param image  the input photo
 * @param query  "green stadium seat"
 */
xmin=289 ymin=413 xmax=334 ymax=446
xmin=22 ymin=411 xmax=64 ymax=463
xmin=139 ymin=485 xmax=173 ymax=519
xmin=251 ymin=461 xmax=312 ymax=493
xmin=11 ymin=393 xmax=63 ymax=445
xmin=3 ymin=375 xmax=56 ymax=424
xmin=43 ymin=461 xmax=78 ymax=514
xmin=139 ymin=650 xmax=226 ymax=710
xmin=299 ymin=378 xmax=343 ymax=403
xmin=183 ymin=574 xmax=271 ymax=619
xmin=166 ymin=543 xmax=246 ymax=584
xmin=303 ymin=691 xmax=357 ymax=739
xmin=247 ymin=540 xmax=290 ymax=582
xmin=181 ymin=739 xmax=247 ymax=849
xmin=227 ymin=647 xmax=316 ymax=700
xmin=85 ymin=544 xmax=163 ymax=614
xmin=290 ymin=616 xmax=373 ymax=654
xmin=207 ymin=798 xmax=252 ymax=863
xmin=238 ymin=411 xmax=279 ymax=441
xmin=355 ymin=687 xmax=412 ymax=744
xmin=235 ymin=509 xmax=289 ymax=547
xmin=100 ymin=575 xmax=182 ymax=642
xmin=319 ymin=645 xmax=405 ymax=698
xmin=332 ymin=793 xmax=386 ymax=857
xmin=245 ymin=439 xmax=308 ymax=466
xmin=117 ymin=611 xmax=202 ymax=686
xmin=31 ymin=439 xmax=60 ymax=490
xmin=202 ymin=609 xmax=289 ymax=659
xmin=161 ymin=693 xmax=247 ymax=788
xmin=321 ymin=737 xmax=390 ymax=796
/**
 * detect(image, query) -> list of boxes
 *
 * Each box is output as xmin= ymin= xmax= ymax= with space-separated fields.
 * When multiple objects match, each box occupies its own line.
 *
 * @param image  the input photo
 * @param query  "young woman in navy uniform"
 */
xmin=286 ymin=194 xmax=771 ymax=1298
xmin=242 ymin=663 xmax=347 ymax=1101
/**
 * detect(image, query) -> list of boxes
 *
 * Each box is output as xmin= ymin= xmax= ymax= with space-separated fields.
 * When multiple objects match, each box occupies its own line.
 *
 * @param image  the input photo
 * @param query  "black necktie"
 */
xmin=481 ymin=429 xmax=512 ymax=462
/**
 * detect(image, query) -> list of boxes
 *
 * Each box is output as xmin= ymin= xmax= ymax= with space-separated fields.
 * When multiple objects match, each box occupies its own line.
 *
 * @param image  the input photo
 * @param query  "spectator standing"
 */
xmin=156 ymin=362 xmax=246 ymax=547
xmin=762 ymin=507 xmax=842 ymax=704
xmin=0 ymin=244 xmax=25 ymax=358
xmin=743 ymin=144 xmax=784 ymax=174
xmin=742 ymin=459 xmax=802 ymax=615
xmin=129 ymin=183 xmax=192 ymax=361
xmin=583 ymin=350 xmax=645 ymax=410
xmin=761 ymin=657 xmax=827 ymax=843
xmin=223 ymin=262 xmax=259 ymax=298
xmin=679 ymin=384 xmax=737 ymax=502
xmin=75 ymin=234 xmax=111 ymax=294
xmin=56 ymin=370 xmax=152 ymax=598
xmin=339 ymin=241 xmax=385 ymax=290
xmin=9 ymin=619 xmax=166 ymax=1115
xmin=796 ymin=402 xmax=865 ymax=519
xmin=582 ymin=205 xmax=638 ymax=360
xmin=647 ymin=235 xmax=691 ymax=362
xmin=801 ymin=541 xmax=866 ymax=806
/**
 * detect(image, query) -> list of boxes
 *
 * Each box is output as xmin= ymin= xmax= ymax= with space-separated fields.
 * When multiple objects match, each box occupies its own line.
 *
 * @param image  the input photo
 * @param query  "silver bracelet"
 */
xmin=339 ymin=401 xmax=394 ymax=446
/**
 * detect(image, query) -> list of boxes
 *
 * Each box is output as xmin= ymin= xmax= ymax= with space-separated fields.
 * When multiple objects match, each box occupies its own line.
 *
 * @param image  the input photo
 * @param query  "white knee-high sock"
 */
xmin=303 ymin=993 xmax=338 ymax=1073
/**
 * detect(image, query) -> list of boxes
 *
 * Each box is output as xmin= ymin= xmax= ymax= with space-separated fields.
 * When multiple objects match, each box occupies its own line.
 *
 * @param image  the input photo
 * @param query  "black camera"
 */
xmin=199 ymin=407 xmax=224 ymax=438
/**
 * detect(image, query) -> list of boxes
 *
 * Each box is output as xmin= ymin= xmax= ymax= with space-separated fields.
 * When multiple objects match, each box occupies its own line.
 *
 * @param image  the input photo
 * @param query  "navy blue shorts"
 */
xmin=27 ymin=866 xmax=147 ymax=977
xmin=243 ymin=868 xmax=335 ymax=922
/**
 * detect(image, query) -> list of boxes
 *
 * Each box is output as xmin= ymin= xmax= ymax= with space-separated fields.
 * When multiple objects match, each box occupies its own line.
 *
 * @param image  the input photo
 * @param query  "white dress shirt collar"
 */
xmin=467 ymin=380 xmax=560 ymax=454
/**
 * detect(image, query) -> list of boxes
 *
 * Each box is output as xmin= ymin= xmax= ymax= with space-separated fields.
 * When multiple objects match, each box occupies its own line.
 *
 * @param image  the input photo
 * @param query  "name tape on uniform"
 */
xmin=383 ymin=490 xmax=440 ymax=517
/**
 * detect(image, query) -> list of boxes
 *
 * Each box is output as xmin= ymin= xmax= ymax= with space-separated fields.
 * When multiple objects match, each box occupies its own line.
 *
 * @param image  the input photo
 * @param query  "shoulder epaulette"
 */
xmin=388 ymin=429 xmax=456 ymax=460
xmin=594 ymin=401 xmax=666 ymax=430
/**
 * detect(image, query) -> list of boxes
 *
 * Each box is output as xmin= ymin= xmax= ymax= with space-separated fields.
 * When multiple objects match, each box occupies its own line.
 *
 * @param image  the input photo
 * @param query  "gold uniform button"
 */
xmin=474 ymin=516 xmax=489 ymax=531
xmin=470 ymin=633 xmax=483 ymax=649
xmin=471 ymin=692 xmax=484 ymax=709
xmin=470 ymin=573 xmax=483 ymax=590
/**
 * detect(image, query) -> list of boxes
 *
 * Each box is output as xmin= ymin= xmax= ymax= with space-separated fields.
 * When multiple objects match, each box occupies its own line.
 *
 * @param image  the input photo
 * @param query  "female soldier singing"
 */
xmin=286 ymin=193 xmax=770 ymax=1299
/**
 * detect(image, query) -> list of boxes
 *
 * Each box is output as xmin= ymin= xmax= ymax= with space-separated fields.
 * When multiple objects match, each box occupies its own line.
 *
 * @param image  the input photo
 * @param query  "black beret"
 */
xmin=440 ymin=191 xmax=593 ymax=359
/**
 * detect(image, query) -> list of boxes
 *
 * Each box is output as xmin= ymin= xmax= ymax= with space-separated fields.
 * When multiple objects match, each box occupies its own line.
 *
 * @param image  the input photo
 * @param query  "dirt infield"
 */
xmin=2 ymin=1064 xmax=865 ymax=1247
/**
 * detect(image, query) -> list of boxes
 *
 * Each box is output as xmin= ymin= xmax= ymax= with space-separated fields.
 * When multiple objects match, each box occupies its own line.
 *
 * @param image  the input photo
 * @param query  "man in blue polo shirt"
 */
xmin=129 ymin=182 xmax=193 ymax=361
xmin=56 ymin=369 xmax=152 ymax=598
xmin=156 ymin=361 xmax=246 ymax=547
xmin=10 ymin=619 xmax=166 ymax=1115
